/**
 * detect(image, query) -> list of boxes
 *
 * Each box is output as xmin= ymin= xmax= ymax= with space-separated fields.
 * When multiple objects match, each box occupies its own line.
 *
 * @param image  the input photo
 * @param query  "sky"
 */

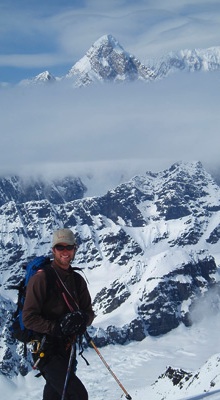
xmin=0 ymin=0 xmax=220 ymax=183
xmin=1 ymin=0 xmax=220 ymax=84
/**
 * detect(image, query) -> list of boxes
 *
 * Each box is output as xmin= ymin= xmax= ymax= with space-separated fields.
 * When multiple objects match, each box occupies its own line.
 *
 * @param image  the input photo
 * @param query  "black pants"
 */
xmin=40 ymin=353 xmax=88 ymax=400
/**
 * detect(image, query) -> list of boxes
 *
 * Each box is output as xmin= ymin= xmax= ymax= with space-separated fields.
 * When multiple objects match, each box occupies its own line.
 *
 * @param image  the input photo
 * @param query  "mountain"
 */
xmin=1 ymin=161 xmax=220 ymax=379
xmin=19 ymin=70 xmax=56 ymax=86
xmin=16 ymin=34 xmax=220 ymax=87
xmin=150 ymin=46 xmax=220 ymax=78
xmin=0 ymin=175 xmax=86 ymax=206
xmin=148 ymin=353 xmax=220 ymax=399
xmin=65 ymin=34 xmax=156 ymax=86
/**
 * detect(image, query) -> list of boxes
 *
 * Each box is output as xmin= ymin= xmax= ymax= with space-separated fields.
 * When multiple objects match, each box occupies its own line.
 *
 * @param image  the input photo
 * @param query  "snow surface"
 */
xmin=2 ymin=314 xmax=220 ymax=400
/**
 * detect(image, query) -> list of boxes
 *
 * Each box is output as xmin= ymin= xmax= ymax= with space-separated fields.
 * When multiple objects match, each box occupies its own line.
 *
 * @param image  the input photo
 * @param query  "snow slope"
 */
xmin=2 ymin=313 xmax=220 ymax=399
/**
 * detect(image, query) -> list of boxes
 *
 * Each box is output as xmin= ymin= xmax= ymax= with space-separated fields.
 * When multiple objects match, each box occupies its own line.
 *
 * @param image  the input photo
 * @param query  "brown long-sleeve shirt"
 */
xmin=22 ymin=261 xmax=95 ymax=336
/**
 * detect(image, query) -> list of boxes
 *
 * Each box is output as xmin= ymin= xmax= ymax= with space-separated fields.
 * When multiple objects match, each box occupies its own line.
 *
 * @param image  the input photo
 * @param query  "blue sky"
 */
xmin=1 ymin=0 xmax=220 ymax=83
xmin=0 ymin=0 xmax=220 ymax=183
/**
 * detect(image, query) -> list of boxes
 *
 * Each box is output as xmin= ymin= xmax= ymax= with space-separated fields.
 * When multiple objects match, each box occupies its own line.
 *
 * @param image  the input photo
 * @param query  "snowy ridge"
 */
xmin=19 ymin=71 xmax=56 ymax=86
xmin=150 ymin=354 xmax=220 ymax=399
xmin=14 ymin=35 xmax=220 ymax=87
xmin=152 ymin=46 xmax=220 ymax=79
xmin=0 ymin=175 xmax=86 ymax=206
xmin=1 ymin=161 xmax=220 ymax=399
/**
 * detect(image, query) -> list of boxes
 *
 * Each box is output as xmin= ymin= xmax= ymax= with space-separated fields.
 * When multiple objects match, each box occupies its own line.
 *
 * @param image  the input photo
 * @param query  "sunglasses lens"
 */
xmin=55 ymin=245 xmax=75 ymax=251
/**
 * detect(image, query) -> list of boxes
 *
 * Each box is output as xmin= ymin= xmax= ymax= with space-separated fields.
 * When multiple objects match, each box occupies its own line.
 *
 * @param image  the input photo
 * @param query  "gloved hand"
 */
xmin=59 ymin=311 xmax=89 ymax=336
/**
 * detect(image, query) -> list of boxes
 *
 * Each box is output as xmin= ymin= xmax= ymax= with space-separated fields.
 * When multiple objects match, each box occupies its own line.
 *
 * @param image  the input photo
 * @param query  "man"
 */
xmin=22 ymin=228 xmax=95 ymax=400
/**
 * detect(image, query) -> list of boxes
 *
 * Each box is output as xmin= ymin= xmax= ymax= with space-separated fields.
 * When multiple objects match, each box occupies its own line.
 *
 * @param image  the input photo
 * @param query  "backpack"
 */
xmin=9 ymin=255 xmax=54 ymax=344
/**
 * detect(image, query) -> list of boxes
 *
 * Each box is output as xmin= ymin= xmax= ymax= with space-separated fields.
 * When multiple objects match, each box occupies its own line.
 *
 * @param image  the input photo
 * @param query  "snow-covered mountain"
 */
xmin=1 ymin=160 xmax=220 ymax=385
xmin=154 ymin=46 xmax=220 ymax=76
xmin=65 ymin=34 xmax=156 ymax=86
xmin=19 ymin=71 xmax=56 ymax=86
xmin=0 ymin=175 xmax=86 ymax=206
xmin=149 ymin=354 xmax=220 ymax=399
xmin=18 ymin=34 xmax=220 ymax=87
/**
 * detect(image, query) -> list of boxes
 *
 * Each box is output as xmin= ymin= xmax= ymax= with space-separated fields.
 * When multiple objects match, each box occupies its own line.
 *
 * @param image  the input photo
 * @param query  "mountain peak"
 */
xmin=19 ymin=70 xmax=56 ymax=86
xmin=85 ymin=34 xmax=129 ymax=64
xmin=91 ymin=34 xmax=124 ymax=51
xmin=66 ymin=34 xmax=155 ymax=86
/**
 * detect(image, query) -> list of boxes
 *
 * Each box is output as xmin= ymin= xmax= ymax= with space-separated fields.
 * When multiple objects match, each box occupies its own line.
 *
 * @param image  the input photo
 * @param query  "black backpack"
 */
xmin=10 ymin=255 xmax=54 ymax=343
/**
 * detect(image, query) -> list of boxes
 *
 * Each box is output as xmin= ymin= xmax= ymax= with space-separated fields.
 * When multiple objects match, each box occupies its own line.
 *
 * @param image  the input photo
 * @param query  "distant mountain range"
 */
xmin=1 ymin=161 xmax=220 ymax=378
xmin=18 ymin=34 xmax=220 ymax=87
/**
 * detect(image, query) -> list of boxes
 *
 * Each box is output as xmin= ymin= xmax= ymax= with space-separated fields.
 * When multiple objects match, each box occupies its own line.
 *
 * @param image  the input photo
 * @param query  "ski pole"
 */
xmin=61 ymin=342 xmax=76 ymax=400
xmin=84 ymin=331 xmax=132 ymax=400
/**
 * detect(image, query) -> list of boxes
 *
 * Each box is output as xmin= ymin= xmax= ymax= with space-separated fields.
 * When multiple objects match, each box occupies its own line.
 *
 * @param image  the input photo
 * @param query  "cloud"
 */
xmin=48 ymin=1 xmax=220 ymax=64
xmin=190 ymin=285 xmax=220 ymax=325
xmin=1 ymin=0 xmax=220 ymax=76
xmin=0 ymin=69 xmax=219 ymax=179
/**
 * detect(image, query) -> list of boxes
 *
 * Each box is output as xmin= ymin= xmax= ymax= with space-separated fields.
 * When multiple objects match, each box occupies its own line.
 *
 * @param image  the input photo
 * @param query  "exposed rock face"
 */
xmin=66 ymin=34 xmax=155 ymax=86
xmin=1 ymin=161 xmax=220 ymax=376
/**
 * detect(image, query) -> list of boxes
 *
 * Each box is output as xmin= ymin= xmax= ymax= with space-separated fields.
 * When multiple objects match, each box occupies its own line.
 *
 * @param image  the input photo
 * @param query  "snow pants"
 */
xmin=40 ymin=353 xmax=88 ymax=400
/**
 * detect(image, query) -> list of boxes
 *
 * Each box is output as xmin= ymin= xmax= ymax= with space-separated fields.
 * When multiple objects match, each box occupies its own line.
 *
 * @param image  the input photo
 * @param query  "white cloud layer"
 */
xmin=0 ymin=70 xmax=219 ymax=178
xmin=0 ymin=0 xmax=220 ymax=179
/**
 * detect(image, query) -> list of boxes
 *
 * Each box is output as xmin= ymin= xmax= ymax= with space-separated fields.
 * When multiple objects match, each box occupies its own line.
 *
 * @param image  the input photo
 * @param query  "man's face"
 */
xmin=52 ymin=242 xmax=76 ymax=269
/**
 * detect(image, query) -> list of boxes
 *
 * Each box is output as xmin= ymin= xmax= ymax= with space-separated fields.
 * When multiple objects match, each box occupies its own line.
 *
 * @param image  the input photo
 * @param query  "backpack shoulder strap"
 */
xmin=52 ymin=267 xmax=80 ymax=312
xmin=42 ymin=265 xmax=86 ymax=312
xmin=42 ymin=264 xmax=59 ymax=299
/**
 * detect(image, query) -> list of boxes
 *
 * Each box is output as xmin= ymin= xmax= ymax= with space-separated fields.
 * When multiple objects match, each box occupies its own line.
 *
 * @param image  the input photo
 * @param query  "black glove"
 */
xmin=59 ymin=311 xmax=89 ymax=336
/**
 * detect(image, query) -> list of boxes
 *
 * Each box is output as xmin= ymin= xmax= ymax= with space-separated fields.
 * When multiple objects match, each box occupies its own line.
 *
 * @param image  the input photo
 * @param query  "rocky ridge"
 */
xmin=18 ymin=35 xmax=220 ymax=87
xmin=1 ymin=161 xmax=220 ymax=377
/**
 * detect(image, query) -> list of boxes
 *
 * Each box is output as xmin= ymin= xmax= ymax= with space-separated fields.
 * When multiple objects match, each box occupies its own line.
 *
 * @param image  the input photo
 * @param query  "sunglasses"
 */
xmin=54 ymin=244 xmax=77 ymax=251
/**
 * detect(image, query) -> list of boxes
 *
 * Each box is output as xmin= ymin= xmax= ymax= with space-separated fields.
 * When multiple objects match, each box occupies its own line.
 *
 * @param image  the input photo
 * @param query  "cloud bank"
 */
xmin=0 ymin=70 xmax=219 ymax=180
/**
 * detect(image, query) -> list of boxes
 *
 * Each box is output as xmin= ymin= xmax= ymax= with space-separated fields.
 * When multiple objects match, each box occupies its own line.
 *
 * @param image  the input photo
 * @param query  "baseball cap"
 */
xmin=52 ymin=228 xmax=77 ymax=248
